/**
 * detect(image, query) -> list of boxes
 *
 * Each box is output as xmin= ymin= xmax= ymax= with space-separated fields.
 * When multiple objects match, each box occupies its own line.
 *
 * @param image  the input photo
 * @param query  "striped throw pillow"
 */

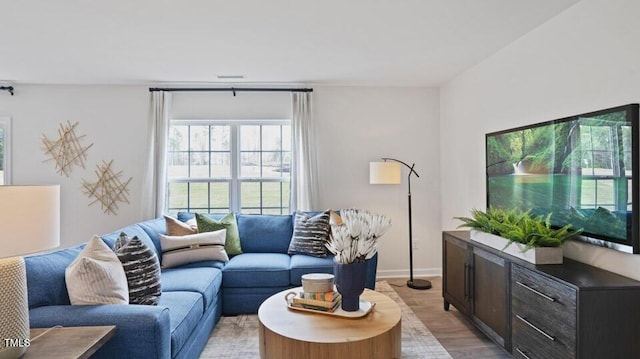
xmin=114 ymin=234 xmax=162 ymax=305
xmin=288 ymin=210 xmax=331 ymax=258
xmin=159 ymin=229 xmax=229 ymax=268
xmin=65 ymin=235 xmax=129 ymax=305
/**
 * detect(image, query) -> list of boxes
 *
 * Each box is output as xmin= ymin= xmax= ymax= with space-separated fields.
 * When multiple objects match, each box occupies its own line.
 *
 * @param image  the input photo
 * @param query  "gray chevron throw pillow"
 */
xmin=113 ymin=233 xmax=162 ymax=305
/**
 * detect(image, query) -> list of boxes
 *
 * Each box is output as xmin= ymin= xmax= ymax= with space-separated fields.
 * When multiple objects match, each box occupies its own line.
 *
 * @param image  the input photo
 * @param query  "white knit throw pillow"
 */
xmin=65 ymin=235 xmax=129 ymax=305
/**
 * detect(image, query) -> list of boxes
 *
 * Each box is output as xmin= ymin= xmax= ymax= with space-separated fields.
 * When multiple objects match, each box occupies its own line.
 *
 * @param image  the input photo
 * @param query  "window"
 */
xmin=167 ymin=120 xmax=291 ymax=214
xmin=0 ymin=117 xmax=10 ymax=185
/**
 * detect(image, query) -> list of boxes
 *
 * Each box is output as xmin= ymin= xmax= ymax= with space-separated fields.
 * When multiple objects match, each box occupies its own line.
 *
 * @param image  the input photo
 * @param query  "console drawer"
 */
xmin=512 ymin=264 xmax=577 ymax=310
xmin=511 ymin=264 xmax=577 ymax=358
xmin=512 ymin=313 xmax=574 ymax=359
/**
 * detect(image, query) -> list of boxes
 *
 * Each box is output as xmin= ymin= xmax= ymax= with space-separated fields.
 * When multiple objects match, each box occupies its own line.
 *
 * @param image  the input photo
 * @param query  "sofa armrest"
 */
xmin=29 ymin=304 xmax=171 ymax=359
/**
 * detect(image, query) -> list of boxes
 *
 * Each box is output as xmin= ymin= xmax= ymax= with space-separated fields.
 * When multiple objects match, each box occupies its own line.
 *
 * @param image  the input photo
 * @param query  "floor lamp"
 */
xmin=0 ymin=185 xmax=60 ymax=359
xmin=370 ymin=158 xmax=431 ymax=290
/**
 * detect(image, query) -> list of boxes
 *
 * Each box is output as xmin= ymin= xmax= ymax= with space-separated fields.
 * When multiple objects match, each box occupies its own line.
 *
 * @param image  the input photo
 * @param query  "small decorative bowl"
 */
xmin=301 ymin=273 xmax=334 ymax=293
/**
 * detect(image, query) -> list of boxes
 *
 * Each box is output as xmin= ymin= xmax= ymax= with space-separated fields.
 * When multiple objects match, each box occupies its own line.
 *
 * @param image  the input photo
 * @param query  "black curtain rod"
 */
xmin=0 ymin=86 xmax=14 ymax=96
xmin=149 ymin=87 xmax=312 ymax=96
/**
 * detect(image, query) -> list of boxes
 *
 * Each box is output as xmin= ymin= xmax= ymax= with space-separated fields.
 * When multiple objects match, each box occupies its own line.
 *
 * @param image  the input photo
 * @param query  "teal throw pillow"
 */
xmin=196 ymin=212 xmax=243 ymax=255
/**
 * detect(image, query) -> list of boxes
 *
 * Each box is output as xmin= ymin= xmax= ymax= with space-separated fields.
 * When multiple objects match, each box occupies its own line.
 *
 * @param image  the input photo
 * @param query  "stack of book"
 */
xmin=290 ymin=290 xmax=341 ymax=312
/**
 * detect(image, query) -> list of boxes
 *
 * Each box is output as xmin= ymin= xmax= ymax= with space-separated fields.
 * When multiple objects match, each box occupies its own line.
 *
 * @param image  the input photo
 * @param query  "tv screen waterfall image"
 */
xmin=486 ymin=104 xmax=639 ymax=247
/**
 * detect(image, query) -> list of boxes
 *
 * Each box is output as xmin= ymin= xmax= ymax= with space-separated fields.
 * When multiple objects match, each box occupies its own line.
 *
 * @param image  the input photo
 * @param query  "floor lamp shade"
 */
xmin=369 ymin=162 xmax=401 ymax=184
xmin=0 ymin=185 xmax=60 ymax=359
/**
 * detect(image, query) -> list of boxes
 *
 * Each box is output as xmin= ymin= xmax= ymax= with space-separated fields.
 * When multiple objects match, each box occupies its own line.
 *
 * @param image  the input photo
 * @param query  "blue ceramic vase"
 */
xmin=333 ymin=261 xmax=367 ymax=311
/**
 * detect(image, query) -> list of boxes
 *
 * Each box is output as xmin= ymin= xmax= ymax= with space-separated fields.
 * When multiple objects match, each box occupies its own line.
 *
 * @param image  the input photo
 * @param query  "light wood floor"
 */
xmin=382 ymin=276 xmax=512 ymax=359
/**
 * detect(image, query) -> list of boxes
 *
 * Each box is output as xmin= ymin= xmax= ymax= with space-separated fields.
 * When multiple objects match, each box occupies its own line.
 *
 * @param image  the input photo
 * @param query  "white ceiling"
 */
xmin=0 ymin=0 xmax=579 ymax=86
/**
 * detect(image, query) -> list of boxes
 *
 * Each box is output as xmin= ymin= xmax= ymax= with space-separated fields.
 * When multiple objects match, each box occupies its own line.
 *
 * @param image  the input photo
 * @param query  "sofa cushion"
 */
xmin=196 ymin=212 xmax=243 ymax=255
xmin=161 ymin=267 xmax=222 ymax=309
xmin=236 ymin=214 xmax=293 ymax=253
xmin=289 ymin=254 xmax=335 ymax=286
xmin=25 ymin=245 xmax=83 ymax=308
xmin=222 ymin=253 xmax=291 ymax=287
xmin=137 ymin=217 xmax=168 ymax=257
xmin=157 ymin=291 xmax=204 ymax=358
xmin=288 ymin=210 xmax=331 ymax=258
xmin=114 ymin=234 xmax=162 ymax=305
xmin=159 ymin=230 xmax=229 ymax=268
xmin=65 ymin=235 xmax=129 ymax=305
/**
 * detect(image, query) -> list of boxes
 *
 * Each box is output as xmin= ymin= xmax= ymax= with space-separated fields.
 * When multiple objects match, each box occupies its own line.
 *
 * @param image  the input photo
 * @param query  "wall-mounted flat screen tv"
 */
xmin=486 ymin=104 xmax=639 ymax=253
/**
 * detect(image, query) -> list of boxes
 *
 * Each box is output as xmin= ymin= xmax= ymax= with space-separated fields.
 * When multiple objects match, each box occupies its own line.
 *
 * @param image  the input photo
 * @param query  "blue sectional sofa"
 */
xmin=25 ymin=213 xmax=378 ymax=359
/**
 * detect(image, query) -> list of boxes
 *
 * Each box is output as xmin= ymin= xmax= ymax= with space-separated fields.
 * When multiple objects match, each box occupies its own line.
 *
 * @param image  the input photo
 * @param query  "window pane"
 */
xmin=241 ymin=125 xmax=260 ymax=151
xmin=243 ymin=208 xmax=262 ymax=214
xmin=189 ymin=183 xmax=209 ymax=208
xmin=262 ymin=182 xmax=283 ymax=209
xmin=263 ymin=152 xmax=282 ymax=177
xmin=189 ymin=152 xmax=209 ymax=177
xmin=262 ymin=126 xmax=281 ymax=151
xmin=189 ymin=125 xmax=209 ymax=151
xmin=241 ymin=152 xmax=261 ymax=177
xmin=168 ymin=151 xmax=189 ymax=178
xmin=169 ymin=182 xmax=188 ymax=209
xmin=169 ymin=126 xmax=189 ymax=151
xmin=211 ymin=126 xmax=230 ymax=150
xmin=211 ymin=153 xmax=231 ymax=178
xmin=210 ymin=182 xmax=230 ymax=210
xmin=241 ymin=182 xmax=260 ymax=209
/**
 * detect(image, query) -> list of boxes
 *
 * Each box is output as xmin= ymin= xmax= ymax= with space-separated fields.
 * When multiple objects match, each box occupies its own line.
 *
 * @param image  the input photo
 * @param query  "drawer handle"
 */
xmin=515 ymin=348 xmax=531 ymax=359
xmin=516 ymin=314 xmax=556 ymax=342
xmin=516 ymin=281 xmax=556 ymax=302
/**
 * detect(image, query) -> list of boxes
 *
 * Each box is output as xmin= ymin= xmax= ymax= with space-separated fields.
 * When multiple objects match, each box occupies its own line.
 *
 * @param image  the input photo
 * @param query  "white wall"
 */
xmin=314 ymin=86 xmax=441 ymax=278
xmin=0 ymin=85 xmax=149 ymax=248
xmin=171 ymin=91 xmax=291 ymax=119
xmin=440 ymin=0 xmax=640 ymax=280
xmin=1 ymin=85 xmax=442 ymax=278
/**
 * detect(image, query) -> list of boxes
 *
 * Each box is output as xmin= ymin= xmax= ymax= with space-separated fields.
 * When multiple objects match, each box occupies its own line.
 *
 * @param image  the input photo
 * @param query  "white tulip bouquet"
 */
xmin=326 ymin=209 xmax=392 ymax=264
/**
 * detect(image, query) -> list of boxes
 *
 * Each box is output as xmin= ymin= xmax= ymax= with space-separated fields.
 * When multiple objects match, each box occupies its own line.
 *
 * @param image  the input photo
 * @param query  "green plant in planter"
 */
xmin=455 ymin=208 xmax=582 ymax=249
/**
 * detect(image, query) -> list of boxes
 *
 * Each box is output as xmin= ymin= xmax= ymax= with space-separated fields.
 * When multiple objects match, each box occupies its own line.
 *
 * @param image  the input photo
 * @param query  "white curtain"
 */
xmin=141 ymin=91 xmax=172 ymax=219
xmin=290 ymin=92 xmax=319 ymax=212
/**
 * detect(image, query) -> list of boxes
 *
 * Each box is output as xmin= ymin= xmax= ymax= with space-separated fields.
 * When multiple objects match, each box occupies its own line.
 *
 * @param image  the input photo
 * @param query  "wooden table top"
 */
xmin=258 ymin=288 xmax=401 ymax=344
xmin=26 ymin=325 xmax=116 ymax=359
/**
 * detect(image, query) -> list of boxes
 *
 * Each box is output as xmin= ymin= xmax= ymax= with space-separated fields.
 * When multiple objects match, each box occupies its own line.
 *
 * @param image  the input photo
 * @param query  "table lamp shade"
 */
xmin=0 ymin=185 xmax=60 ymax=258
xmin=369 ymin=162 xmax=401 ymax=184
xmin=0 ymin=185 xmax=60 ymax=359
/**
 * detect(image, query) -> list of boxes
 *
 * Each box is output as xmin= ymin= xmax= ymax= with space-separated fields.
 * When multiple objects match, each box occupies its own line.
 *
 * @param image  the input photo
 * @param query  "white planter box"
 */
xmin=470 ymin=230 xmax=563 ymax=264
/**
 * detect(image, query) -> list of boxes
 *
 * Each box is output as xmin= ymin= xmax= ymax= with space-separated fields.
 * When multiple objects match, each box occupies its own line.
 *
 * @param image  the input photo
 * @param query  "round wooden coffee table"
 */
xmin=258 ymin=287 xmax=401 ymax=359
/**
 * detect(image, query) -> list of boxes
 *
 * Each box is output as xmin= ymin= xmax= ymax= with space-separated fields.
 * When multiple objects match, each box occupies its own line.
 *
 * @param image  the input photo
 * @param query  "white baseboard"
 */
xmin=376 ymin=268 xmax=442 ymax=279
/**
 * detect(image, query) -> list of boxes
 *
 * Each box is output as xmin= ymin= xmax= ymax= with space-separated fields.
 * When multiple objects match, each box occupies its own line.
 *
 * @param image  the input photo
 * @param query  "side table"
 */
xmin=24 ymin=325 xmax=116 ymax=359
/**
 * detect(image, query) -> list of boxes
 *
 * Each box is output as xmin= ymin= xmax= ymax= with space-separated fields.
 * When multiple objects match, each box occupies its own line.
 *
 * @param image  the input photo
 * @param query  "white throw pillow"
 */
xmin=65 ymin=235 xmax=129 ymax=305
xmin=159 ymin=229 xmax=229 ymax=268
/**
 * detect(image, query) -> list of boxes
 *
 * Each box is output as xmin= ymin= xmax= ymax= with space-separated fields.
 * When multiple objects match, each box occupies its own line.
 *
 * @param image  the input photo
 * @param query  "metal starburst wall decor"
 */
xmin=82 ymin=160 xmax=132 ymax=215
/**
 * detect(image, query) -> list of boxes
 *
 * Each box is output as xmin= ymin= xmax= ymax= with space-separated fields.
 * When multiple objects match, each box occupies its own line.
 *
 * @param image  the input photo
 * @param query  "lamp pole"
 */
xmin=382 ymin=158 xmax=431 ymax=290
